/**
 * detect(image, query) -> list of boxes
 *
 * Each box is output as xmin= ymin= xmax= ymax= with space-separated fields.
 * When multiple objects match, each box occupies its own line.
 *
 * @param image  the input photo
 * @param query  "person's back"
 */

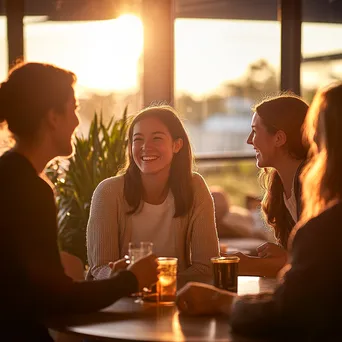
xmin=0 ymin=151 xmax=65 ymax=339
xmin=230 ymin=200 xmax=342 ymax=340
xmin=282 ymin=201 xmax=342 ymax=332
xmin=0 ymin=151 xmax=141 ymax=341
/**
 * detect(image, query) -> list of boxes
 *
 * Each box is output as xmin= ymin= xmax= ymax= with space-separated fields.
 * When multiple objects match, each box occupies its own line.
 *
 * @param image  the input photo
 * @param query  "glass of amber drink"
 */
xmin=156 ymin=257 xmax=178 ymax=305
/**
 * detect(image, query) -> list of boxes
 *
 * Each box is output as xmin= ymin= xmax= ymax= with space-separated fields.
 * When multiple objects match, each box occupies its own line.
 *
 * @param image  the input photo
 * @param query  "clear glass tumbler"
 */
xmin=128 ymin=242 xmax=153 ymax=264
xmin=128 ymin=242 xmax=153 ymax=303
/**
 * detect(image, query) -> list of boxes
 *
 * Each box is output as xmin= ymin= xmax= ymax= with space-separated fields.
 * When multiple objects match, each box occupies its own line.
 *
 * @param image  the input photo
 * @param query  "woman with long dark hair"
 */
xmin=236 ymin=94 xmax=309 ymax=277
xmin=87 ymin=105 xmax=219 ymax=280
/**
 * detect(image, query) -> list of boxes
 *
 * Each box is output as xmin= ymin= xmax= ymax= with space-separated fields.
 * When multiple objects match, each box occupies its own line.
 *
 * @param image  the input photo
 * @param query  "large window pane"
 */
xmin=1 ymin=15 xmax=143 ymax=141
xmin=301 ymin=3 xmax=342 ymax=102
xmin=175 ymin=18 xmax=281 ymax=155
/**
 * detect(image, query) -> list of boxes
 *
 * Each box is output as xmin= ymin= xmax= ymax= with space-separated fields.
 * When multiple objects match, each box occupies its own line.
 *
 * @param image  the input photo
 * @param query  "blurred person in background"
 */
xmin=210 ymin=186 xmax=255 ymax=239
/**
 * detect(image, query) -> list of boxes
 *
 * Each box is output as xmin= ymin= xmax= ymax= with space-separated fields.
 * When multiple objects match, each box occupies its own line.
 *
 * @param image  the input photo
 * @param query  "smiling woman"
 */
xmin=86 ymin=104 xmax=220 ymax=281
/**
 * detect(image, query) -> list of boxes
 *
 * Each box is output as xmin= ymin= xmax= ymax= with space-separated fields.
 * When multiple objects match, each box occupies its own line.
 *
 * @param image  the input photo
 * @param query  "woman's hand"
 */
xmin=229 ymin=251 xmax=287 ymax=278
xmin=108 ymin=257 xmax=129 ymax=273
xmin=256 ymin=242 xmax=288 ymax=262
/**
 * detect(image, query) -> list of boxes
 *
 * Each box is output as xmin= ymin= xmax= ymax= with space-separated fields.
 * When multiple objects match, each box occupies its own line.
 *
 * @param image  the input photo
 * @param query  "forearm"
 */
xmin=87 ymin=180 xmax=120 ymax=279
xmin=36 ymin=269 xmax=138 ymax=315
xmin=87 ymin=225 xmax=120 ymax=280
xmin=188 ymin=175 xmax=220 ymax=275
xmin=216 ymin=290 xmax=238 ymax=315
xmin=180 ymin=232 xmax=218 ymax=279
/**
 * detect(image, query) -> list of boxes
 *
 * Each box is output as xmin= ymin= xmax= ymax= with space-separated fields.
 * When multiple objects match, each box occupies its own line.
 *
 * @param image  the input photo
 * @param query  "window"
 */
xmin=174 ymin=18 xmax=280 ymax=209
xmin=301 ymin=21 xmax=342 ymax=102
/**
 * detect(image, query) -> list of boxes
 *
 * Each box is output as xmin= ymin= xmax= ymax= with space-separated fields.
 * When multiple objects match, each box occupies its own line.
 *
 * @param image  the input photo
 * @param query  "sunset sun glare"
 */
xmin=76 ymin=14 xmax=143 ymax=92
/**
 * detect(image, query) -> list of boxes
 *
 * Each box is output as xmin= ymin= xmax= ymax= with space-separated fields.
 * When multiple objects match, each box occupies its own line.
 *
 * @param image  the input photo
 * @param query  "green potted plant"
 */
xmin=46 ymin=108 xmax=129 ymax=264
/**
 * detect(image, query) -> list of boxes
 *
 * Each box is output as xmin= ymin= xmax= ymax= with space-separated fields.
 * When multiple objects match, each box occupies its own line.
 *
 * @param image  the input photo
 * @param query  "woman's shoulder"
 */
xmin=191 ymin=171 xmax=207 ymax=186
xmin=191 ymin=172 xmax=211 ymax=196
xmin=93 ymin=174 xmax=125 ymax=198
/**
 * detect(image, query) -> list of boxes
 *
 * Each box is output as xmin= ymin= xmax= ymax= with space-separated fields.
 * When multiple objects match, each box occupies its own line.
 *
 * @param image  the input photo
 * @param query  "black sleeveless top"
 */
xmin=280 ymin=160 xmax=306 ymax=248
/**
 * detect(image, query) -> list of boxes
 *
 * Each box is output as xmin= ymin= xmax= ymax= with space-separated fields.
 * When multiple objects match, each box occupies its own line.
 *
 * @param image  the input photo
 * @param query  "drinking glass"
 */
xmin=128 ymin=242 xmax=153 ymax=264
xmin=156 ymin=257 xmax=178 ymax=305
xmin=128 ymin=242 xmax=153 ymax=303
xmin=211 ymin=256 xmax=240 ymax=292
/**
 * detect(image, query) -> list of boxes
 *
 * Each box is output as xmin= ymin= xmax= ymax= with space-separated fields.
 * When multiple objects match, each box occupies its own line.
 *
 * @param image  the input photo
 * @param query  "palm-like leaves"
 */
xmin=46 ymin=109 xmax=129 ymax=263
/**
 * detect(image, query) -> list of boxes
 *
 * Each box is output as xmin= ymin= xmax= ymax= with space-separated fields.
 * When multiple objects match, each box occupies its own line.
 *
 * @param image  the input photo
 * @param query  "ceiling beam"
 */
xmin=1 ymin=1 xmax=342 ymax=24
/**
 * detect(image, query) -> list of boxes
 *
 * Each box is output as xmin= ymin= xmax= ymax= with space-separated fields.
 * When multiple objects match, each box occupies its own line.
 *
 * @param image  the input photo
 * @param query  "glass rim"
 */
xmin=211 ymin=256 xmax=240 ymax=264
xmin=157 ymin=257 xmax=178 ymax=265
xmin=129 ymin=241 xmax=153 ymax=247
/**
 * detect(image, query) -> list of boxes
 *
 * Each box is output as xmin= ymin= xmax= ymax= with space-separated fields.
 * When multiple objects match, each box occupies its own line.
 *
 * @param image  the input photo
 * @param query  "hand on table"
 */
xmin=176 ymin=282 xmax=236 ymax=316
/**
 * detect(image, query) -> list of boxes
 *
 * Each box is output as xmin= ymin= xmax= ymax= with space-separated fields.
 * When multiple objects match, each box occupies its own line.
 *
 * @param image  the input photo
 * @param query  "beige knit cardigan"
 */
xmin=86 ymin=172 xmax=220 ymax=280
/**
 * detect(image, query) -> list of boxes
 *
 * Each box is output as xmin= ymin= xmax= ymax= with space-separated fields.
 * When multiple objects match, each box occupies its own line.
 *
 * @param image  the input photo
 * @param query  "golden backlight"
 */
xmin=76 ymin=14 xmax=143 ymax=92
xmin=1 ymin=17 xmax=341 ymax=96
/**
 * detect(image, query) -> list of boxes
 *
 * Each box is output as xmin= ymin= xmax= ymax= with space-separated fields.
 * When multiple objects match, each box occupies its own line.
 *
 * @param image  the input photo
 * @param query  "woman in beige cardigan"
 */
xmin=87 ymin=105 xmax=219 ymax=281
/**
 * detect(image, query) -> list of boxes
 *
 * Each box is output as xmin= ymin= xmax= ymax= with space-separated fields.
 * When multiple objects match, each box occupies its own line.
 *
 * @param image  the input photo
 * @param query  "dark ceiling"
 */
xmin=0 ymin=0 xmax=342 ymax=23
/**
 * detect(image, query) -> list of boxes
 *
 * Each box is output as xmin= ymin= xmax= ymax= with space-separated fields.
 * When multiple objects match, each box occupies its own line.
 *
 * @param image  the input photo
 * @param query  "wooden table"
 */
xmin=49 ymin=276 xmax=277 ymax=342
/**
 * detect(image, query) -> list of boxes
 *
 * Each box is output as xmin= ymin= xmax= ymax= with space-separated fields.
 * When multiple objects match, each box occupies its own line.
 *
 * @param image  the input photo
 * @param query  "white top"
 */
xmin=283 ymin=187 xmax=297 ymax=223
xmin=131 ymin=191 xmax=176 ymax=258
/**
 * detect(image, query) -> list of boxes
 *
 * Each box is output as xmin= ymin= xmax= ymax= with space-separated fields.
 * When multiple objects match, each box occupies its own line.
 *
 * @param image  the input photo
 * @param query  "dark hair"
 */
xmin=0 ymin=62 xmax=76 ymax=140
xmin=300 ymin=82 xmax=342 ymax=224
xmin=256 ymin=94 xmax=309 ymax=246
xmin=123 ymin=105 xmax=194 ymax=217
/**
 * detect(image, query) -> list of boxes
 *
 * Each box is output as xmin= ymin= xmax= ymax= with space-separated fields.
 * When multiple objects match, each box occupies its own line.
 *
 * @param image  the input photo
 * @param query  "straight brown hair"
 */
xmin=122 ymin=105 xmax=194 ymax=217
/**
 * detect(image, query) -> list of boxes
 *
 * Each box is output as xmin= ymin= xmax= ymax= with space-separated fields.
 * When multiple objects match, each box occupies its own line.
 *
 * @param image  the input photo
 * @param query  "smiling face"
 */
xmin=131 ymin=116 xmax=183 ymax=176
xmin=247 ymin=112 xmax=278 ymax=168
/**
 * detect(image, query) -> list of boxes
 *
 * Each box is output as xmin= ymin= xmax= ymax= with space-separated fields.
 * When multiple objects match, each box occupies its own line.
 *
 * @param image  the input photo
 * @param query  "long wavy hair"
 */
xmin=122 ymin=105 xmax=194 ymax=217
xmin=256 ymin=94 xmax=309 ymax=246
xmin=299 ymin=82 xmax=342 ymax=227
